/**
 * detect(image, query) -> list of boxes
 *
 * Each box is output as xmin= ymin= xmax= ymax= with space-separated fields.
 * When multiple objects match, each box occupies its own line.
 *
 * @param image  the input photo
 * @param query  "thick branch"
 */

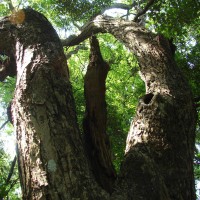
xmin=61 ymin=15 xmax=139 ymax=47
xmin=61 ymin=20 xmax=105 ymax=47
xmin=1 ymin=9 xmax=109 ymax=199
xmin=61 ymin=1 xmax=155 ymax=47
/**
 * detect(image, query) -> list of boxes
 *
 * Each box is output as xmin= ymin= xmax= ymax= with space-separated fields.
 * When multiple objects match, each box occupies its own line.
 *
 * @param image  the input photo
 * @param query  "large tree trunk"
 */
xmin=99 ymin=17 xmax=197 ymax=200
xmin=0 ymin=9 xmax=197 ymax=200
xmin=0 ymin=9 xmax=109 ymax=200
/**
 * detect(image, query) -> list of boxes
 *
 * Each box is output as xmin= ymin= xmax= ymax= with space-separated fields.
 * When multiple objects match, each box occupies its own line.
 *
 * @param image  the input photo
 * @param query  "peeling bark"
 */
xmin=83 ymin=36 xmax=116 ymax=193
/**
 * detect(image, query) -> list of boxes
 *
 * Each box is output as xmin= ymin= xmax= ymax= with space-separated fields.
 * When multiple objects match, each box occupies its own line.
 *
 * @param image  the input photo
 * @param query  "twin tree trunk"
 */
xmin=0 ymin=9 xmax=197 ymax=200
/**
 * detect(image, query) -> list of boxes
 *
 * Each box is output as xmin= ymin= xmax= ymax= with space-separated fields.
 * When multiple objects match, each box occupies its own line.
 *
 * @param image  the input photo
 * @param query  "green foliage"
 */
xmin=0 ymin=146 xmax=21 ymax=199
xmin=176 ymin=43 xmax=200 ymax=97
xmin=15 ymin=0 xmax=112 ymax=31
xmin=67 ymin=41 xmax=89 ymax=128
xmin=0 ymin=76 xmax=18 ymax=197
xmin=0 ymin=2 xmax=10 ymax=17
xmin=0 ymin=77 xmax=16 ymax=108
xmin=147 ymin=0 xmax=199 ymax=37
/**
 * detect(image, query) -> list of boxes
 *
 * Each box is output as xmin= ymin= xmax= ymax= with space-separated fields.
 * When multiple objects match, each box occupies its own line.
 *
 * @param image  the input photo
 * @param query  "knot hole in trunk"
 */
xmin=142 ymin=93 xmax=154 ymax=104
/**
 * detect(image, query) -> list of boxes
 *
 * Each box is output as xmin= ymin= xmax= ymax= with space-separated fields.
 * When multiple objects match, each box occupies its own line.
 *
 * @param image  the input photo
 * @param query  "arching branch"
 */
xmin=61 ymin=15 xmax=140 ymax=47
xmin=61 ymin=1 xmax=157 ymax=47
xmin=61 ymin=19 xmax=105 ymax=47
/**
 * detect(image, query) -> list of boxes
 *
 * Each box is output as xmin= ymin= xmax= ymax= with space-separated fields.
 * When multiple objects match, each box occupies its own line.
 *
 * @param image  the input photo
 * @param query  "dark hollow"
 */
xmin=143 ymin=93 xmax=154 ymax=104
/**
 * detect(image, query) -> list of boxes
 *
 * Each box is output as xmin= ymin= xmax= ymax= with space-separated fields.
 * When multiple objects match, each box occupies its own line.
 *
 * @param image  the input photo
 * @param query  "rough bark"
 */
xmin=104 ymin=21 xmax=196 ymax=200
xmin=83 ymin=36 xmax=116 ymax=193
xmin=0 ymin=9 xmax=109 ymax=200
xmin=64 ymin=16 xmax=197 ymax=199
xmin=0 ymin=9 xmax=197 ymax=200
xmin=107 ymin=18 xmax=196 ymax=200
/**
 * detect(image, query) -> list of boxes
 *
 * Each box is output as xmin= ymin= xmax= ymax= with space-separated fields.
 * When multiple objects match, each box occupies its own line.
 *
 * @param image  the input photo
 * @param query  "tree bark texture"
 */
xmin=83 ymin=36 xmax=116 ymax=193
xmin=0 ymin=9 xmax=197 ymax=200
xmin=97 ymin=17 xmax=197 ymax=200
xmin=65 ymin=16 xmax=197 ymax=199
xmin=0 ymin=9 xmax=109 ymax=200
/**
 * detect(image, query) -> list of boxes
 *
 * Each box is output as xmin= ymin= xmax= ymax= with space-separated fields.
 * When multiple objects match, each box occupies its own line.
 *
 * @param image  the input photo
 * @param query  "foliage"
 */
xmin=0 ymin=144 xmax=21 ymax=199
xmin=0 ymin=76 xmax=18 ymax=198
xmin=0 ymin=2 xmax=10 ymax=17
xmin=0 ymin=77 xmax=16 ymax=107
xmin=147 ymin=0 xmax=199 ymax=37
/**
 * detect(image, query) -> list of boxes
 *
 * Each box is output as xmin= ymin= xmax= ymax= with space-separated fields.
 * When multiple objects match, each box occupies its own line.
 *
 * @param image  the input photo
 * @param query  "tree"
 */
xmin=0 ymin=0 xmax=199 ymax=199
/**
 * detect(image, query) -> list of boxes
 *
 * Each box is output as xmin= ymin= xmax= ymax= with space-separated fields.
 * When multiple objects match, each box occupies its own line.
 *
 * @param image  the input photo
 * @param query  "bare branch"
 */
xmin=61 ymin=1 xmax=156 ymax=48
xmin=133 ymin=0 xmax=156 ymax=22
xmin=66 ymin=44 xmax=88 ymax=59
xmin=61 ymin=1 xmax=155 ymax=47
xmin=6 ymin=156 xmax=17 ymax=185
xmin=0 ymin=120 xmax=9 ymax=130
xmin=5 ymin=178 xmax=19 ymax=198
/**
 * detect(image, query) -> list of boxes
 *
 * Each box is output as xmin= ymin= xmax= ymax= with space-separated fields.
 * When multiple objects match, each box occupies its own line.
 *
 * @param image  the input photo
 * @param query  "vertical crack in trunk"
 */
xmin=83 ymin=36 xmax=116 ymax=193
